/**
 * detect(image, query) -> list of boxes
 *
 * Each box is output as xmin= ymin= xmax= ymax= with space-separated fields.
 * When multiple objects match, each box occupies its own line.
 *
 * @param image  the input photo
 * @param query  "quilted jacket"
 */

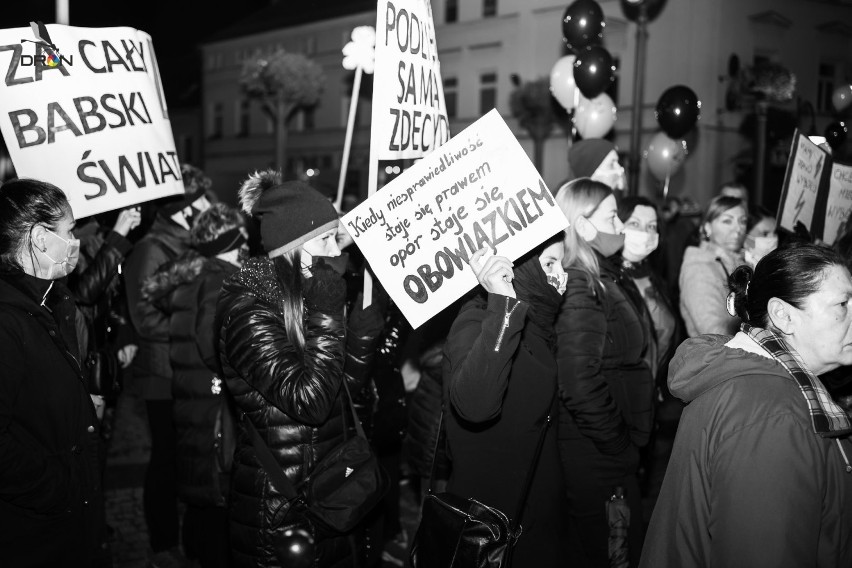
xmin=216 ymin=257 xmax=378 ymax=568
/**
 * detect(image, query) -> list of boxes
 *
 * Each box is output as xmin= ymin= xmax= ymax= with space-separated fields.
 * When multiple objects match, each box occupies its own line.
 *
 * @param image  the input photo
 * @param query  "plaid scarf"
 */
xmin=743 ymin=323 xmax=852 ymax=438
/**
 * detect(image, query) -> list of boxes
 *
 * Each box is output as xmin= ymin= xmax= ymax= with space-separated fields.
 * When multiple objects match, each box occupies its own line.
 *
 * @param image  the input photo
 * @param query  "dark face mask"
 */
xmin=310 ymin=253 xmax=349 ymax=275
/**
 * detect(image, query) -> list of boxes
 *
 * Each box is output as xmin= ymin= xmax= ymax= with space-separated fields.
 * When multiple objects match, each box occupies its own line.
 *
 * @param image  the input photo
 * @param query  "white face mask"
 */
xmin=622 ymin=228 xmax=659 ymax=263
xmin=36 ymin=228 xmax=80 ymax=280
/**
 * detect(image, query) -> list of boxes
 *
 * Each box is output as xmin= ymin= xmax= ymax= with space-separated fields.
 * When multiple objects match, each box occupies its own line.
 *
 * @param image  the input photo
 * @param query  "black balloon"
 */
xmin=573 ymin=45 xmax=615 ymax=99
xmin=825 ymin=122 xmax=848 ymax=150
xmin=655 ymin=85 xmax=701 ymax=138
xmin=562 ymin=0 xmax=605 ymax=52
xmin=275 ymin=527 xmax=315 ymax=568
xmin=619 ymin=0 xmax=668 ymax=22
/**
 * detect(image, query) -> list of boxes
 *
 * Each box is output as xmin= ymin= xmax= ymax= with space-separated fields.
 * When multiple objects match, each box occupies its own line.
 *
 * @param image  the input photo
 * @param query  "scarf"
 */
xmin=743 ymin=323 xmax=852 ymax=438
xmin=512 ymin=254 xmax=562 ymax=343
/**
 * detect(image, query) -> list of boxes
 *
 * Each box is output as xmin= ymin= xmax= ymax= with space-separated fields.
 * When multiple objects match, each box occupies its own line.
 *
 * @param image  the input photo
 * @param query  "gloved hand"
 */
xmin=303 ymin=260 xmax=347 ymax=314
xmin=348 ymin=292 xmax=386 ymax=339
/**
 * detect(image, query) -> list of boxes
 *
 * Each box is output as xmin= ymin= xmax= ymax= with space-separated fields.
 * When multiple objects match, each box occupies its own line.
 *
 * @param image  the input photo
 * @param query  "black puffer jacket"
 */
xmin=142 ymin=252 xmax=238 ymax=508
xmin=216 ymin=257 xmax=378 ymax=568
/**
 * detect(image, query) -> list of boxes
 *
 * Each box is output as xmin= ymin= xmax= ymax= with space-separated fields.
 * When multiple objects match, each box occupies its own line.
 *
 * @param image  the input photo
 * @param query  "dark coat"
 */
xmin=404 ymin=343 xmax=446 ymax=479
xmin=444 ymin=294 xmax=566 ymax=567
xmin=124 ymin=215 xmax=190 ymax=400
xmin=142 ymin=252 xmax=238 ymax=508
xmin=555 ymin=257 xmax=656 ymax=567
xmin=0 ymin=269 xmax=102 ymax=566
xmin=216 ymin=257 xmax=378 ymax=568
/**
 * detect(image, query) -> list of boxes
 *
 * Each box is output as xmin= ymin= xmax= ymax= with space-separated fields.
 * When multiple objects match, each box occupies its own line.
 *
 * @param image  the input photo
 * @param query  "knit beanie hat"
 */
xmin=238 ymin=170 xmax=338 ymax=258
xmin=568 ymin=139 xmax=616 ymax=180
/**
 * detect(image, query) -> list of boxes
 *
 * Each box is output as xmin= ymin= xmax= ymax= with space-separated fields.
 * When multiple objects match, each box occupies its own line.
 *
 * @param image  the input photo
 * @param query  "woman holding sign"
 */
xmin=0 ymin=179 xmax=103 ymax=565
xmin=439 ymin=233 xmax=569 ymax=566
xmin=554 ymin=178 xmax=655 ymax=567
xmin=215 ymin=171 xmax=386 ymax=568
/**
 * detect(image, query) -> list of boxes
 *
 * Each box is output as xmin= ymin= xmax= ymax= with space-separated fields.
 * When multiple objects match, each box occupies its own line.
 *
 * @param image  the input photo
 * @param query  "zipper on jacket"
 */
xmin=494 ymin=297 xmax=519 ymax=353
xmin=835 ymin=439 xmax=852 ymax=473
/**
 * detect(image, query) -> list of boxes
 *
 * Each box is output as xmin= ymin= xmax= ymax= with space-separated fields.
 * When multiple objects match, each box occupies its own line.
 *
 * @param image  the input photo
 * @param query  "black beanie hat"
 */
xmin=568 ymin=139 xmax=616 ymax=180
xmin=238 ymin=170 xmax=338 ymax=257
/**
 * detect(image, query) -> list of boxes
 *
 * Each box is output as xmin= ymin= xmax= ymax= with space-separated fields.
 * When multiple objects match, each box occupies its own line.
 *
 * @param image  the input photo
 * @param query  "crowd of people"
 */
xmin=2 ymin=136 xmax=852 ymax=568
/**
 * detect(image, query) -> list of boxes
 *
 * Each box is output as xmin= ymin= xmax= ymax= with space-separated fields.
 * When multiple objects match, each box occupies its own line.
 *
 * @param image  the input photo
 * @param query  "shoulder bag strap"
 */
xmin=243 ymin=415 xmax=299 ymax=501
xmin=425 ymin=409 xmax=445 ymax=493
xmin=510 ymin=387 xmax=558 ymax=531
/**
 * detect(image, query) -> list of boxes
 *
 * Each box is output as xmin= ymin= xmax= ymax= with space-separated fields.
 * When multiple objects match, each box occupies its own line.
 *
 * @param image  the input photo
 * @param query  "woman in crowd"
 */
xmin=216 ymin=171 xmax=384 ymax=568
xmin=744 ymin=206 xmax=778 ymax=268
xmin=554 ymin=178 xmax=655 ymax=567
xmin=442 ymin=234 xmax=569 ymax=566
xmin=641 ymin=243 xmax=852 ymax=567
xmin=679 ymin=195 xmax=747 ymax=336
xmin=0 ymin=179 xmax=102 ymax=565
xmin=617 ymin=196 xmax=678 ymax=381
xmin=141 ymin=203 xmax=248 ymax=568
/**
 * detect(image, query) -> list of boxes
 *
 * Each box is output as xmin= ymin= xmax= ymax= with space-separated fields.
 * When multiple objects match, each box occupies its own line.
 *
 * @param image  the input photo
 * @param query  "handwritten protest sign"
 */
xmin=0 ymin=24 xmax=185 ymax=219
xmin=344 ymin=110 xmax=569 ymax=329
xmin=777 ymin=131 xmax=830 ymax=236
xmin=823 ymin=163 xmax=852 ymax=246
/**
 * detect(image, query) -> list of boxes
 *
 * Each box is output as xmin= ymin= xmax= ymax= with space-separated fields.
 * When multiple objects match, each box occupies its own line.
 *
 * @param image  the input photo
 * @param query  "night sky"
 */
xmin=0 ymin=0 xmax=268 ymax=107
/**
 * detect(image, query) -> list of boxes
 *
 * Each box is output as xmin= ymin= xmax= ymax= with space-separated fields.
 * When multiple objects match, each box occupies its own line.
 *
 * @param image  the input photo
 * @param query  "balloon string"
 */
xmin=663 ymin=173 xmax=670 ymax=200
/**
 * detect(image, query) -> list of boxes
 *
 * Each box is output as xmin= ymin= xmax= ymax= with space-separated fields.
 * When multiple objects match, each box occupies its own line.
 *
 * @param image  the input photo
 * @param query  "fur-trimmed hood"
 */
xmin=141 ymin=250 xmax=206 ymax=303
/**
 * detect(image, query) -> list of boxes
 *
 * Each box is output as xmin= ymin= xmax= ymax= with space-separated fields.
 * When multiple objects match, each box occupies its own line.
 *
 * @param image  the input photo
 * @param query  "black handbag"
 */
xmin=244 ymin=378 xmax=388 ymax=537
xmin=410 ymin=393 xmax=556 ymax=568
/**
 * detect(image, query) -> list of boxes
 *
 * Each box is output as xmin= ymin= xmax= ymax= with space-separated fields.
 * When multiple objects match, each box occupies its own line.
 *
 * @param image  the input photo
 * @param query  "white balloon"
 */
xmin=573 ymin=93 xmax=616 ymax=139
xmin=550 ymin=55 xmax=578 ymax=111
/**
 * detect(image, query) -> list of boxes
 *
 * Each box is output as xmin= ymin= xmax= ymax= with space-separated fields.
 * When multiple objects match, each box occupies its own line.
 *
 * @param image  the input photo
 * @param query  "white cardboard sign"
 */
xmin=0 ymin=24 xmax=184 ymax=218
xmin=344 ymin=110 xmax=569 ymax=329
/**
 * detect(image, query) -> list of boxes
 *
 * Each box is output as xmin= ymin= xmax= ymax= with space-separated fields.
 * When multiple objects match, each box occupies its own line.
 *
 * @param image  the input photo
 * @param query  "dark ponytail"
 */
xmin=727 ymin=242 xmax=843 ymax=327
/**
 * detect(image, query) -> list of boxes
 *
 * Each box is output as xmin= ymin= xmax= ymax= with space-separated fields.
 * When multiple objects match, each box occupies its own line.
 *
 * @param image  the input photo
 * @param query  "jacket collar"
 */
xmin=0 ymin=267 xmax=56 ymax=311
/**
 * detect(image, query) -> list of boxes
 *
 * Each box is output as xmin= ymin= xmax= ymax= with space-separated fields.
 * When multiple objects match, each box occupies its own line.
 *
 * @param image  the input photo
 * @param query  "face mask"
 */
xmin=37 ymin=228 xmax=80 ymax=280
xmin=622 ymin=229 xmax=659 ymax=262
xmin=586 ymin=230 xmax=625 ymax=258
xmin=546 ymin=271 xmax=568 ymax=295
xmin=743 ymin=234 xmax=778 ymax=268
xmin=310 ymin=253 xmax=349 ymax=276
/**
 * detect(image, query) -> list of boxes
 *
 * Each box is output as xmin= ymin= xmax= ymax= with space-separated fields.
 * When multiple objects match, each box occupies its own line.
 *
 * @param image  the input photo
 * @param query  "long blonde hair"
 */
xmin=554 ymin=177 xmax=613 ymax=292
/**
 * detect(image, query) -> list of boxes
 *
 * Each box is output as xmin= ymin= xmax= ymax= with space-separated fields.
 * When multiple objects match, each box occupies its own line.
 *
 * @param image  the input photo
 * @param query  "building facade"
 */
xmin=197 ymin=0 xmax=852 ymax=208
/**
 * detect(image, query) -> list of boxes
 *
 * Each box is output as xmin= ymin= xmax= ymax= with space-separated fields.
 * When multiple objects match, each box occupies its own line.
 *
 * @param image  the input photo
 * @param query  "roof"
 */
xmin=204 ymin=0 xmax=375 ymax=44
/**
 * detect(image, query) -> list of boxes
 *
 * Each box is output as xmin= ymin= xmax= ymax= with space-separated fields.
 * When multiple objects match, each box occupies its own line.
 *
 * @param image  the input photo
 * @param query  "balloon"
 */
xmin=573 ymin=45 xmax=615 ymax=99
xmin=573 ymin=93 xmax=617 ymax=139
xmin=825 ymin=122 xmax=848 ymax=150
xmin=655 ymin=85 xmax=701 ymax=138
xmin=620 ymin=0 xmax=667 ymax=22
xmin=550 ymin=55 xmax=578 ymax=111
xmin=645 ymin=131 xmax=688 ymax=181
xmin=274 ymin=527 xmax=315 ymax=568
xmin=833 ymin=85 xmax=852 ymax=113
xmin=562 ymin=0 xmax=605 ymax=52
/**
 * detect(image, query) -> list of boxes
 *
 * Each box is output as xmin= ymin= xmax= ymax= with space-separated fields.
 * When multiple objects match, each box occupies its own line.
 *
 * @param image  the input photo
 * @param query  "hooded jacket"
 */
xmin=216 ymin=257 xmax=379 ymax=568
xmin=679 ymin=241 xmax=742 ymax=337
xmin=640 ymin=333 xmax=852 ymax=568
xmin=141 ymin=252 xmax=238 ymax=508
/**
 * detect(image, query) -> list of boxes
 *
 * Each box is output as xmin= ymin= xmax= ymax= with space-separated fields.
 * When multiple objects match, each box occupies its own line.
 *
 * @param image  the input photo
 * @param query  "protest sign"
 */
xmin=777 ymin=130 xmax=852 ymax=245
xmin=0 ymin=24 xmax=185 ymax=219
xmin=777 ymin=131 xmax=829 ymax=236
xmin=343 ymin=110 xmax=569 ymax=329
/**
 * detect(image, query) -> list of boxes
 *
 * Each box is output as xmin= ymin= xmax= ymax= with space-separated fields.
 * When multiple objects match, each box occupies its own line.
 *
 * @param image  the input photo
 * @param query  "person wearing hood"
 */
xmin=568 ymin=139 xmax=626 ymax=191
xmin=641 ymin=243 xmax=852 ymax=568
xmin=124 ymin=169 xmax=213 ymax=564
xmin=0 ymin=179 xmax=102 ymax=565
xmin=440 ymin=233 xmax=569 ymax=566
xmin=554 ymin=178 xmax=655 ymax=567
xmin=140 ymin=203 xmax=248 ymax=567
xmin=216 ymin=170 xmax=385 ymax=567
xmin=679 ymin=195 xmax=747 ymax=337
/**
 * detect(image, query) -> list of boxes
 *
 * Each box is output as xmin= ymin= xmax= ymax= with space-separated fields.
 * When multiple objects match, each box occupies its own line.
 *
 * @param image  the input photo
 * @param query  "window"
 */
xmin=303 ymin=107 xmax=315 ymax=130
xmin=236 ymin=99 xmax=250 ymax=136
xmin=444 ymin=77 xmax=458 ymax=119
xmin=479 ymin=72 xmax=497 ymax=115
xmin=208 ymin=102 xmax=223 ymax=138
xmin=483 ymin=0 xmax=497 ymax=18
xmin=446 ymin=0 xmax=458 ymax=23
xmin=817 ymin=62 xmax=836 ymax=113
